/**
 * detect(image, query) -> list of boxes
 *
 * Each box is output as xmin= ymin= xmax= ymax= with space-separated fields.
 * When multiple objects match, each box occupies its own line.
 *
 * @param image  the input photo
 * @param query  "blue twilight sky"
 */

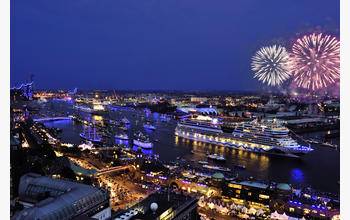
xmin=11 ymin=0 xmax=339 ymax=91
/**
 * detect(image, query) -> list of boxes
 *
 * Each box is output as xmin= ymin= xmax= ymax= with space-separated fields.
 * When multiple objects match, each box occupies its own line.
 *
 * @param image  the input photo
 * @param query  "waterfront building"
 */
xmin=176 ymin=106 xmax=218 ymax=116
xmin=222 ymin=180 xmax=340 ymax=219
xmin=11 ymin=82 xmax=34 ymax=101
xmin=223 ymin=180 xmax=272 ymax=209
xmin=114 ymin=191 xmax=199 ymax=220
xmin=12 ymin=173 xmax=111 ymax=220
xmin=190 ymin=97 xmax=208 ymax=103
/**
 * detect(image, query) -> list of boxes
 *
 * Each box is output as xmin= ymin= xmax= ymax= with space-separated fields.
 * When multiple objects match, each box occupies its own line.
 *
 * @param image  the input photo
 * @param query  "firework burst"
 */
xmin=290 ymin=33 xmax=340 ymax=91
xmin=251 ymin=45 xmax=291 ymax=86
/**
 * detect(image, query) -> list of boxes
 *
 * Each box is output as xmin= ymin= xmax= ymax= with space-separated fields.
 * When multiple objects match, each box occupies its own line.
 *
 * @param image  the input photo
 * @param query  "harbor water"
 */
xmin=41 ymin=100 xmax=340 ymax=193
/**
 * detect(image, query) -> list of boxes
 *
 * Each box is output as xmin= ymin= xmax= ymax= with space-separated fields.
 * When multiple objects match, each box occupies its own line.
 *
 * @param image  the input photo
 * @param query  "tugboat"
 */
xmin=143 ymin=122 xmax=156 ymax=130
xmin=207 ymin=154 xmax=226 ymax=162
xmin=133 ymin=132 xmax=153 ymax=149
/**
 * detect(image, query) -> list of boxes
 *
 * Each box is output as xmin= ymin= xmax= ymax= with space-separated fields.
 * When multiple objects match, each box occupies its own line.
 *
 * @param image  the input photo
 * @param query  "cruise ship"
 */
xmin=175 ymin=116 xmax=313 ymax=157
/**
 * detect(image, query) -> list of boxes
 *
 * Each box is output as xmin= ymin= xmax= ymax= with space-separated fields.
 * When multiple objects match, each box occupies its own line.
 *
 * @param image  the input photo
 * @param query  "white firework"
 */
xmin=251 ymin=45 xmax=292 ymax=86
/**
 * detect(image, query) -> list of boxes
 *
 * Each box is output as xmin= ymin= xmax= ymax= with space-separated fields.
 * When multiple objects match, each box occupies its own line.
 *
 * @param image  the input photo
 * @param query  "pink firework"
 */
xmin=290 ymin=33 xmax=340 ymax=91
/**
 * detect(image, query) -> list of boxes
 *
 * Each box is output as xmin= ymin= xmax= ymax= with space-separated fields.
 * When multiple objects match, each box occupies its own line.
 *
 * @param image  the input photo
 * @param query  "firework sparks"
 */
xmin=290 ymin=33 xmax=340 ymax=91
xmin=251 ymin=45 xmax=291 ymax=86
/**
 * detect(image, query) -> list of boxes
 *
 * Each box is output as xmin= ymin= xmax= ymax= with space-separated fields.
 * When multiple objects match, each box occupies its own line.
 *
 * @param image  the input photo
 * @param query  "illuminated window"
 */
xmin=289 ymin=207 xmax=294 ymax=212
xmin=235 ymin=190 xmax=241 ymax=194
xmin=303 ymin=209 xmax=310 ymax=214
xmin=248 ymin=192 xmax=252 ymax=196
xmin=259 ymin=194 xmax=269 ymax=199
xmin=228 ymin=183 xmax=242 ymax=189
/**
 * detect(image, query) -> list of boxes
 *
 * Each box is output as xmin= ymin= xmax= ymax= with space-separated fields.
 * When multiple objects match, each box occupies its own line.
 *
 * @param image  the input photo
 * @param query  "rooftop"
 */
xmin=13 ymin=173 xmax=109 ymax=220
xmin=277 ymin=183 xmax=292 ymax=191
xmin=115 ymin=190 xmax=198 ymax=220
xmin=212 ymin=172 xmax=225 ymax=179
xmin=231 ymin=180 xmax=269 ymax=189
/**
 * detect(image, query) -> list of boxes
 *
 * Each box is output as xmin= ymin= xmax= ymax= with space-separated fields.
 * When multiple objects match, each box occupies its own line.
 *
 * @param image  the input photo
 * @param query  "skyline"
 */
xmin=11 ymin=0 xmax=339 ymax=90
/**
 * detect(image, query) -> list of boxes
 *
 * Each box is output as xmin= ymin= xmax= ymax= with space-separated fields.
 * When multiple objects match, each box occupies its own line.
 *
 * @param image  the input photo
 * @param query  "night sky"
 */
xmin=11 ymin=0 xmax=339 ymax=90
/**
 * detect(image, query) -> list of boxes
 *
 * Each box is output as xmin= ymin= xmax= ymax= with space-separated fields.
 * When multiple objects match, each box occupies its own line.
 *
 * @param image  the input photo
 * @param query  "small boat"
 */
xmin=234 ymin=164 xmax=246 ymax=169
xmin=143 ymin=122 xmax=156 ymax=130
xmin=207 ymin=154 xmax=226 ymax=162
xmin=115 ymin=132 xmax=129 ymax=141
xmin=202 ymin=164 xmax=231 ymax=172
xmin=133 ymin=132 xmax=153 ymax=149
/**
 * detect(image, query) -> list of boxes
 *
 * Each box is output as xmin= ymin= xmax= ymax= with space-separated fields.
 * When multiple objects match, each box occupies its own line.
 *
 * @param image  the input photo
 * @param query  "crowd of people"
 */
xmin=198 ymin=196 xmax=269 ymax=219
xmin=98 ymin=174 xmax=147 ymax=210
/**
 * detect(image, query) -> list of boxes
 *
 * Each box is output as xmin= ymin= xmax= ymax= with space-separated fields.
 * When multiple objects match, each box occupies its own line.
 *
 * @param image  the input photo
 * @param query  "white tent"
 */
xmin=248 ymin=207 xmax=257 ymax=215
xmin=256 ymin=209 xmax=264 ymax=216
xmin=270 ymin=211 xmax=289 ymax=220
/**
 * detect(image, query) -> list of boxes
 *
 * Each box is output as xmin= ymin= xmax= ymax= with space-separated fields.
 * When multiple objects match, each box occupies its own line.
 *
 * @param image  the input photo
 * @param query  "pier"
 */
xmin=33 ymin=116 xmax=73 ymax=123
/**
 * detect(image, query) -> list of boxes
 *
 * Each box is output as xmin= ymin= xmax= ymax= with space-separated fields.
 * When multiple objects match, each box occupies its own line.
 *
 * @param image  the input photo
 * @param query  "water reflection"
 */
xmin=115 ymin=139 xmax=129 ymax=146
xmin=144 ymin=128 xmax=154 ymax=135
xmin=132 ymin=145 xmax=153 ymax=156
xmin=93 ymin=115 xmax=103 ymax=122
xmin=42 ymin=100 xmax=340 ymax=193
xmin=152 ymin=112 xmax=159 ymax=120
xmin=291 ymin=168 xmax=304 ymax=183
xmin=175 ymin=136 xmax=271 ymax=175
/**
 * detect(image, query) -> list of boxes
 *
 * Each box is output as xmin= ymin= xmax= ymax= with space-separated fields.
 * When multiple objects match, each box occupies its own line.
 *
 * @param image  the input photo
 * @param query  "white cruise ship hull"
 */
xmin=175 ymin=127 xmax=312 ymax=157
